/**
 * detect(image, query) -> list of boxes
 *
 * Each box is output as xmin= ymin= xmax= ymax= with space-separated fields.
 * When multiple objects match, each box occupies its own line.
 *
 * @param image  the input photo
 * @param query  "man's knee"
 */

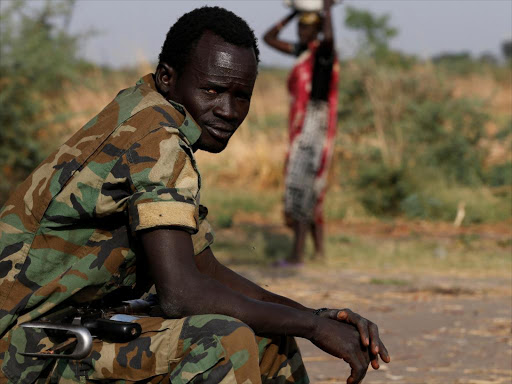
xmin=181 ymin=314 xmax=256 ymax=347
xmin=173 ymin=315 xmax=260 ymax=383
xmin=215 ymin=316 xmax=257 ymax=353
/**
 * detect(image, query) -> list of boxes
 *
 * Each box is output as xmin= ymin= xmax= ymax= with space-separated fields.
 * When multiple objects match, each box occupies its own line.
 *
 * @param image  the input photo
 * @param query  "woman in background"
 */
xmin=264 ymin=0 xmax=339 ymax=265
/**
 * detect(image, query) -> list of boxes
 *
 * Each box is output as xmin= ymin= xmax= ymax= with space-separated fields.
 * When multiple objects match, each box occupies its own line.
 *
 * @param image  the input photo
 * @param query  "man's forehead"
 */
xmin=191 ymin=32 xmax=257 ymax=75
xmin=211 ymin=48 xmax=247 ymax=71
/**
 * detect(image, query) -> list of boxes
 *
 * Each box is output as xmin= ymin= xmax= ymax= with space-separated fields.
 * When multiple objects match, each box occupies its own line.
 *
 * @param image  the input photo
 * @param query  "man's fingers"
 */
xmin=356 ymin=320 xmax=370 ymax=347
xmin=346 ymin=359 xmax=367 ymax=384
xmin=327 ymin=309 xmax=341 ymax=319
xmin=368 ymin=322 xmax=380 ymax=354
xmin=336 ymin=309 xmax=349 ymax=321
xmin=379 ymin=342 xmax=391 ymax=363
xmin=370 ymin=354 xmax=380 ymax=370
xmin=318 ymin=309 xmax=342 ymax=320
xmin=344 ymin=358 xmax=356 ymax=384
xmin=350 ymin=314 xmax=370 ymax=347
xmin=337 ymin=309 xmax=370 ymax=347
xmin=347 ymin=367 xmax=363 ymax=384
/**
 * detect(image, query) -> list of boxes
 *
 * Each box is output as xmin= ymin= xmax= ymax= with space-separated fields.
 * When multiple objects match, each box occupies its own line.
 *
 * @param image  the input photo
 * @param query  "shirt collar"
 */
xmin=137 ymin=74 xmax=202 ymax=146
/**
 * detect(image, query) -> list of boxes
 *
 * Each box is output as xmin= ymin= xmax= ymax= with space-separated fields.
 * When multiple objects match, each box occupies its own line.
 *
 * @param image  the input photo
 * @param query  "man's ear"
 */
xmin=155 ymin=62 xmax=178 ymax=99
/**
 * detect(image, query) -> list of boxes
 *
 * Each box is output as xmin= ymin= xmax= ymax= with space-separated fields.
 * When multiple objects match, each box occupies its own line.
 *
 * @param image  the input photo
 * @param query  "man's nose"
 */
xmin=213 ymin=95 xmax=238 ymax=123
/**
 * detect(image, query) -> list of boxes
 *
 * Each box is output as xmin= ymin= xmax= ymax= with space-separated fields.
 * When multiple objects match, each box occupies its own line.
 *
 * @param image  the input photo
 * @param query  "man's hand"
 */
xmin=311 ymin=317 xmax=372 ymax=384
xmin=317 ymin=308 xmax=390 ymax=369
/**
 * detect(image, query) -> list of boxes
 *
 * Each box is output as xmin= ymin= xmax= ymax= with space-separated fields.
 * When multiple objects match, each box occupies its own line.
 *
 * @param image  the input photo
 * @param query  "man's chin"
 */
xmin=199 ymin=140 xmax=229 ymax=153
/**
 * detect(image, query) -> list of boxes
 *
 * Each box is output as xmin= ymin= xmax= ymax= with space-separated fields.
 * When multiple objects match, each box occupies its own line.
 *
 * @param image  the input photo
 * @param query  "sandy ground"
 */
xmin=232 ymin=265 xmax=512 ymax=384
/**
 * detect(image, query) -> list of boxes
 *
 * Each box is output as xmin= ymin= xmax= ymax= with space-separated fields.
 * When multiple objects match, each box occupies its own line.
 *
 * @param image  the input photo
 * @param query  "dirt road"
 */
xmin=233 ymin=265 xmax=512 ymax=384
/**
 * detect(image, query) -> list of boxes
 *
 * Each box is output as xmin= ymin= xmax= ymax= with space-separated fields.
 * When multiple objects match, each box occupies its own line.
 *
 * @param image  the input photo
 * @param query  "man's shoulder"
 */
xmin=89 ymin=76 xmax=186 ymax=134
xmin=0 ymin=76 xmax=188 ymax=230
xmin=125 ymin=83 xmax=183 ymax=121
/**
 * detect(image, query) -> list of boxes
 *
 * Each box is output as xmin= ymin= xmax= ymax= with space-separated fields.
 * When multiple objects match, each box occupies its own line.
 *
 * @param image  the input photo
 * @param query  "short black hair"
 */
xmin=159 ymin=6 xmax=260 ymax=74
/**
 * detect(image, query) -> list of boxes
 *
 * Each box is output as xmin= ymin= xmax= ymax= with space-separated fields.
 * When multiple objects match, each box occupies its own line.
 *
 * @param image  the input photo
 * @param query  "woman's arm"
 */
xmin=321 ymin=0 xmax=335 ymax=48
xmin=263 ymin=11 xmax=298 ymax=55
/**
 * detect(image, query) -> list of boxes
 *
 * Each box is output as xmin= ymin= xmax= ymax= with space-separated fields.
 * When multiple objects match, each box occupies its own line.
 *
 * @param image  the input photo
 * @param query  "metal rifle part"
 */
xmin=40 ymin=306 xmax=78 ymax=323
xmin=109 ymin=299 xmax=152 ymax=315
xmin=17 ymin=299 xmax=150 ymax=359
xmin=20 ymin=322 xmax=92 ymax=360
xmin=80 ymin=318 xmax=142 ymax=343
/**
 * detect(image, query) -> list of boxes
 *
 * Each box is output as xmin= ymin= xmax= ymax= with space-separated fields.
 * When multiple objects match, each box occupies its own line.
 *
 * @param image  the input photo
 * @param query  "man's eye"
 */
xmin=236 ymin=93 xmax=251 ymax=102
xmin=205 ymin=88 xmax=218 ymax=94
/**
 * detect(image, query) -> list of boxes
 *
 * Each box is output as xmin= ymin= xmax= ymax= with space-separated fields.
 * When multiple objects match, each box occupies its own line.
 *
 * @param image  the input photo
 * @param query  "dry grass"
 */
xmin=451 ymin=71 xmax=512 ymax=117
xmin=194 ymin=69 xmax=291 ymax=189
xmin=60 ymin=66 xmax=291 ymax=190
xmin=57 ymin=63 xmax=511 ymax=195
xmin=196 ymin=129 xmax=287 ymax=189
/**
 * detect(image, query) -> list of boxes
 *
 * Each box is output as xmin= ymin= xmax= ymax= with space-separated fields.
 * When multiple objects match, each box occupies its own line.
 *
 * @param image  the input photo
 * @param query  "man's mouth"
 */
xmin=204 ymin=124 xmax=234 ymax=141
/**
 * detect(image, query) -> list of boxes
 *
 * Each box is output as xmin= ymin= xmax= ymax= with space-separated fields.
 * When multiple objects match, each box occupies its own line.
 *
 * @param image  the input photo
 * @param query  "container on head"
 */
xmin=284 ymin=0 xmax=340 ymax=12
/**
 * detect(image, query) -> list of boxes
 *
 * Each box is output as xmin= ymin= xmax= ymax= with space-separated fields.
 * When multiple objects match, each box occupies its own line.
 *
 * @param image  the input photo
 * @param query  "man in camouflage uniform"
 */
xmin=0 ymin=6 xmax=389 ymax=384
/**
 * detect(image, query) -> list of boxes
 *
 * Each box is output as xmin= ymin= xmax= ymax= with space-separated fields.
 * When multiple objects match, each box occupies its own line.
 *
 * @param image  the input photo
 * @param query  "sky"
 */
xmin=60 ymin=0 xmax=512 ymax=68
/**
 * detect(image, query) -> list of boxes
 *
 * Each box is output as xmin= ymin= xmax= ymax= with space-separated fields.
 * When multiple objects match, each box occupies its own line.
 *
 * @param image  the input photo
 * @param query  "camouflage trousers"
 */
xmin=37 ymin=314 xmax=309 ymax=384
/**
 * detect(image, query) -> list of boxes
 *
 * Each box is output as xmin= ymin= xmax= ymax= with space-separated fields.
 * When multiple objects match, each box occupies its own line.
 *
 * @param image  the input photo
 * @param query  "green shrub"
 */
xmin=485 ymin=163 xmax=512 ymax=187
xmin=215 ymin=213 xmax=234 ymax=229
xmin=0 ymin=0 xmax=87 ymax=203
xmin=335 ymin=54 xmax=502 ymax=218
xmin=356 ymin=165 xmax=412 ymax=216
xmin=335 ymin=6 xmax=511 ymax=222
xmin=406 ymin=97 xmax=488 ymax=186
xmin=494 ymin=119 xmax=512 ymax=140
xmin=400 ymin=193 xmax=446 ymax=220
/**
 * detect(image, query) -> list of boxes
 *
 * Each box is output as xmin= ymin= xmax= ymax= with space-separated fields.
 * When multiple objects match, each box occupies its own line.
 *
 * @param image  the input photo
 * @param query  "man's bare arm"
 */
xmin=142 ymin=229 xmax=316 ymax=334
xmin=194 ymin=247 xmax=312 ymax=311
xmin=141 ymin=228 xmax=374 ymax=384
xmin=194 ymin=246 xmax=390 ymax=369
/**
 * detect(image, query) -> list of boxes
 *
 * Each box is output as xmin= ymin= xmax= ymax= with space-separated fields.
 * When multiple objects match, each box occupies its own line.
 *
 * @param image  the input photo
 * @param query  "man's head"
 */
xmin=155 ymin=7 xmax=259 ymax=153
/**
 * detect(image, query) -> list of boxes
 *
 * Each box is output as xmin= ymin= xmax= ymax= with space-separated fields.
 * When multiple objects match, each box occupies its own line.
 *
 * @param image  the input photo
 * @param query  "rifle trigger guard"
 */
xmin=20 ymin=321 xmax=92 ymax=360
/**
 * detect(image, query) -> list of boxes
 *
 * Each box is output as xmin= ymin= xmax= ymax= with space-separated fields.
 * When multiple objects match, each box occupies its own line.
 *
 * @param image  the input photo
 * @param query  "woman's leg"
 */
xmin=289 ymin=220 xmax=308 ymax=264
xmin=311 ymin=220 xmax=325 ymax=261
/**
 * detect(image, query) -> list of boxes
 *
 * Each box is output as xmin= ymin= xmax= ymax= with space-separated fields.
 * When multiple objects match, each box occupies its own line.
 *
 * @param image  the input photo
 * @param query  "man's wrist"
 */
xmin=302 ymin=310 xmax=320 ymax=340
xmin=313 ymin=307 xmax=329 ymax=316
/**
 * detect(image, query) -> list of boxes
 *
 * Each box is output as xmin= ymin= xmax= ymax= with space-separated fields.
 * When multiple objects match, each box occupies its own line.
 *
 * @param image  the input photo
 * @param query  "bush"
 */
xmin=335 ymin=56 xmax=502 ymax=218
xmin=485 ymin=163 xmax=512 ymax=187
xmin=400 ymin=193 xmax=446 ymax=220
xmin=336 ymin=6 xmax=509 ymax=221
xmin=412 ymin=98 xmax=488 ymax=185
xmin=0 ymin=0 xmax=87 ymax=203
xmin=356 ymin=165 xmax=412 ymax=216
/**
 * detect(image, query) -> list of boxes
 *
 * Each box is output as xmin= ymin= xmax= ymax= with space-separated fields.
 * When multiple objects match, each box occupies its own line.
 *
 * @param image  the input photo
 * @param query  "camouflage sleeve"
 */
xmin=191 ymin=205 xmax=214 ymax=255
xmin=127 ymin=128 xmax=202 ymax=235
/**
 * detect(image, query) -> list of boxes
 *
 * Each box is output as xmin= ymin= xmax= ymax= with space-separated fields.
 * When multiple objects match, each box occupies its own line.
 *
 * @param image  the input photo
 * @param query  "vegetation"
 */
xmin=344 ymin=6 xmax=397 ymax=60
xmin=0 ymin=0 xmax=88 ymax=200
xmin=335 ymin=58 xmax=509 ymax=221
xmin=502 ymin=39 xmax=512 ymax=60
xmin=335 ymin=7 xmax=511 ymax=222
xmin=0 ymin=4 xmax=510 ymax=230
xmin=211 ymin=222 xmax=512 ymax=276
xmin=344 ymin=6 xmax=415 ymax=67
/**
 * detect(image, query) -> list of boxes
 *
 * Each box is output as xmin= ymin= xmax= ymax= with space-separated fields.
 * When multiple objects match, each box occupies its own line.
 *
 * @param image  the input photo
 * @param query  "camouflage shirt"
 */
xmin=0 ymin=74 xmax=214 ymax=383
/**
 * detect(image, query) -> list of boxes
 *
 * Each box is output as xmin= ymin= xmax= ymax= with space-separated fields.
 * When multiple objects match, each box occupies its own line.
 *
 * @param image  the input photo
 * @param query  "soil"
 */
xmin=226 ymin=221 xmax=512 ymax=384
xmin=232 ymin=265 xmax=511 ymax=384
